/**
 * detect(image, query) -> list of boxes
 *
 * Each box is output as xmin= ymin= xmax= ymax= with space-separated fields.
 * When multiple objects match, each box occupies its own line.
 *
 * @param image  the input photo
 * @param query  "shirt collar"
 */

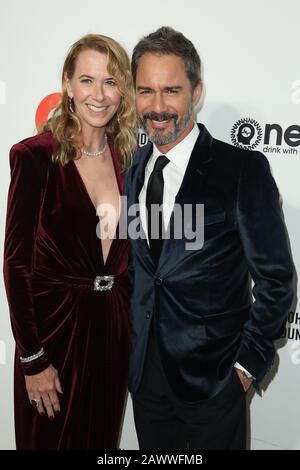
xmin=152 ymin=122 xmax=200 ymax=170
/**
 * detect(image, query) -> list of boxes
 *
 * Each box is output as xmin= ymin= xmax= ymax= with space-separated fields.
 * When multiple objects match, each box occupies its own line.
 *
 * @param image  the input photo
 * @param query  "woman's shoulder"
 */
xmin=11 ymin=132 xmax=56 ymax=160
xmin=9 ymin=133 xmax=57 ymax=179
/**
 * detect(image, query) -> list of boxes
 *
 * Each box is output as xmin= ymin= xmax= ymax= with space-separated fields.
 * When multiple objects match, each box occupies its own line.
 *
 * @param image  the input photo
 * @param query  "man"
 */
xmin=125 ymin=26 xmax=294 ymax=450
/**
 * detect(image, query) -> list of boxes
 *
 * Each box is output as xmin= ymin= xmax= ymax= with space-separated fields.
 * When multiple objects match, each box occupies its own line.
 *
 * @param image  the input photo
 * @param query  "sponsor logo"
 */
xmin=231 ymin=118 xmax=263 ymax=150
xmin=231 ymin=118 xmax=300 ymax=155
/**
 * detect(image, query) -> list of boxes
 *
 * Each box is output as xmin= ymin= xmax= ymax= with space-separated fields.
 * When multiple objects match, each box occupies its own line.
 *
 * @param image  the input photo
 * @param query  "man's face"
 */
xmin=135 ymin=53 xmax=202 ymax=152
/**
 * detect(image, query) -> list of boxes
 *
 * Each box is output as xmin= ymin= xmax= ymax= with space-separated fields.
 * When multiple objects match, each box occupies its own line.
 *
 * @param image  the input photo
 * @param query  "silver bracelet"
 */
xmin=20 ymin=347 xmax=45 ymax=364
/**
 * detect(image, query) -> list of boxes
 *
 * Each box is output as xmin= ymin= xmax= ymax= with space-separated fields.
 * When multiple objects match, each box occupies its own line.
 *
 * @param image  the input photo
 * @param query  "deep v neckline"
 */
xmin=71 ymin=138 xmax=122 ymax=268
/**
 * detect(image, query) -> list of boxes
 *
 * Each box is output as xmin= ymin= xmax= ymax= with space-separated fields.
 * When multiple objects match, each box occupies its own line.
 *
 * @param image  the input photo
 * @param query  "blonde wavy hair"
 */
xmin=41 ymin=34 xmax=137 ymax=168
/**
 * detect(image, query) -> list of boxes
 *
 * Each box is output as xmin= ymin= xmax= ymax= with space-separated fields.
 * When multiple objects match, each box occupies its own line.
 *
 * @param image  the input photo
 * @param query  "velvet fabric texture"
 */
xmin=126 ymin=124 xmax=294 ymax=403
xmin=3 ymin=132 xmax=131 ymax=449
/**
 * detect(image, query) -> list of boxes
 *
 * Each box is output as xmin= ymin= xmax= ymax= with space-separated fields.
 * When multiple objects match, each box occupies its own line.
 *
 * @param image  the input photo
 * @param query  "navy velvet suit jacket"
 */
xmin=125 ymin=124 xmax=294 ymax=402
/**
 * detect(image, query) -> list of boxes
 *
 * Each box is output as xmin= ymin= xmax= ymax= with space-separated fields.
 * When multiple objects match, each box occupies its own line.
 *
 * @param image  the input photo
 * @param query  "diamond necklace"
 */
xmin=81 ymin=135 xmax=107 ymax=157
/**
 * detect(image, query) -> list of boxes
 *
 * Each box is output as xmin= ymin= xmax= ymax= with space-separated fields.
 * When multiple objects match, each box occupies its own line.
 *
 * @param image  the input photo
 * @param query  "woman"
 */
xmin=3 ymin=34 xmax=136 ymax=449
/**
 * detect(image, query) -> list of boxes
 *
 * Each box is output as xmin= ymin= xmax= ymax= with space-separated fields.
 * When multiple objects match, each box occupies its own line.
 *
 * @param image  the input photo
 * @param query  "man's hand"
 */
xmin=235 ymin=367 xmax=253 ymax=392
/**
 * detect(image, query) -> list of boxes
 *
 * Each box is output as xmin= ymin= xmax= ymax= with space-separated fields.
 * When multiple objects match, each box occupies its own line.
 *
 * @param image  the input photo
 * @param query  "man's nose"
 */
xmin=151 ymin=92 xmax=166 ymax=113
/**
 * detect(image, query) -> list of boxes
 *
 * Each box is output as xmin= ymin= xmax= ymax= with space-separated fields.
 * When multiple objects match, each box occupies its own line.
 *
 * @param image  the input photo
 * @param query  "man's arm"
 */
xmin=235 ymin=151 xmax=294 ymax=384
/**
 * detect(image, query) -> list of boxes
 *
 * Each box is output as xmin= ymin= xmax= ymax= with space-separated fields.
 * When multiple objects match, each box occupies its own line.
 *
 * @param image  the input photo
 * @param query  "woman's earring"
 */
xmin=68 ymin=96 xmax=75 ymax=113
xmin=117 ymin=114 xmax=120 ymax=124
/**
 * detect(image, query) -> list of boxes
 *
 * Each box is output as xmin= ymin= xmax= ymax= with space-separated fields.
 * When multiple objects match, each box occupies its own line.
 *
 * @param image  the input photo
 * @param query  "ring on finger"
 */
xmin=31 ymin=398 xmax=42 ymax=406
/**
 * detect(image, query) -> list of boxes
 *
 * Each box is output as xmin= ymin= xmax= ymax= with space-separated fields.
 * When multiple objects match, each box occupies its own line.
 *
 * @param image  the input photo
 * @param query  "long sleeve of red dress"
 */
xmin=3 ymin=142 xmax=50 ymax=374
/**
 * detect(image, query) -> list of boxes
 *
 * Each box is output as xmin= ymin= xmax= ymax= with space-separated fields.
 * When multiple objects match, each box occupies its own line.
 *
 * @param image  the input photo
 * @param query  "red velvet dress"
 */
xmin=3 ymin=132 xmax=131 ymax=449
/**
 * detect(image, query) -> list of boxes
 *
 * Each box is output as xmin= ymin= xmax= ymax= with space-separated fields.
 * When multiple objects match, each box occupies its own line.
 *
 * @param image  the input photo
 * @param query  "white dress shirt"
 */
xmin=139 ymin=122 xmax=199 ymax=240
xmin=138 ymin=122 xmax=253 ymax=381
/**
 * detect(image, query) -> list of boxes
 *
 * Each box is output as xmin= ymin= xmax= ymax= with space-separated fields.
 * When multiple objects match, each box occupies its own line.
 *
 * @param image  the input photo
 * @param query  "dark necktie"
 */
xmin=146 ymin=155 xmax=169 ymax=265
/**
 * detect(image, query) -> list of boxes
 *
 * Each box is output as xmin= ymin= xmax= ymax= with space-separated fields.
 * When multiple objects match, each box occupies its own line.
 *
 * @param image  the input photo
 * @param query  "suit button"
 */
xmin=155 ymin=277 xmax=163 ymax=285
xmin=146 ymin=312 xmax=151 ymax=319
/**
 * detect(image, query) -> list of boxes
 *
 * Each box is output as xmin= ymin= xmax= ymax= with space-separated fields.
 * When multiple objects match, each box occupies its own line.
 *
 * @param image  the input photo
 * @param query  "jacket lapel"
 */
xmin=129 ymin=143 xmax=152 ymax=205
xmin=157 ymin=124 xmax=214 ymax=274
xmin=127 ymin=143 xmax=155 ymax=268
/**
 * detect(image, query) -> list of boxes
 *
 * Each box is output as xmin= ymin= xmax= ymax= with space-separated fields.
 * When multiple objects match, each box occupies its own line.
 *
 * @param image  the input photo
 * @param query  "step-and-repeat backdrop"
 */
xmin=0 ymin=0 xmax=299 ymax=450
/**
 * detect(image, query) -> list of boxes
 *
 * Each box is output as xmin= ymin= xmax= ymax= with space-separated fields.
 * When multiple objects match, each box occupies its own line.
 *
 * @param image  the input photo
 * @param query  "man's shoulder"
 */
xmin=126 ymin=143 xmax=152 ymax=175
xmin=133 ymin=142 xmax=152 ymax=159
xmin=212 ymin=136 xmax=251 ymax=157
xmin=211 ymin=135 xmax=268 ymax=168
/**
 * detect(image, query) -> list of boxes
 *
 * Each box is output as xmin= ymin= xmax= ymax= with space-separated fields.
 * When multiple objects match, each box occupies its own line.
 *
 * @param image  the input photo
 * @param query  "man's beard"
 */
xmin=139 ymin=103 xmax=193 ymax=146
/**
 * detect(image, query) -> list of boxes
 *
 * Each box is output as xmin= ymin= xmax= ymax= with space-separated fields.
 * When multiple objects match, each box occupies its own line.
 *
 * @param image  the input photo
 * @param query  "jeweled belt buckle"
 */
xmin=93 ymin=275 xmax=114 ymax=291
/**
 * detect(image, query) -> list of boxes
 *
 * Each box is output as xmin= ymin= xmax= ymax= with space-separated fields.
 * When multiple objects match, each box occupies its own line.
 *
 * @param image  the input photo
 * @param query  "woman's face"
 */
xmin=65 ymin=49 xmax=122 ymax=132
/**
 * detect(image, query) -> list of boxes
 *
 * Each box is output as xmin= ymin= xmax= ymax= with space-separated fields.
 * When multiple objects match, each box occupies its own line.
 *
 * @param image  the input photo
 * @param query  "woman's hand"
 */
xmin=25 ymin=364 xmax=63 ymax=419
